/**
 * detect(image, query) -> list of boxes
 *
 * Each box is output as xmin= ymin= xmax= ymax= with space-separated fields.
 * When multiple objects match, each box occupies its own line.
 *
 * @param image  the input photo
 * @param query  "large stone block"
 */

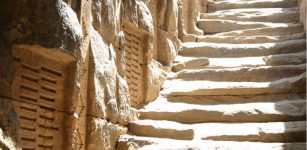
xmin=86 ymin=118 xmax=127 ymax=150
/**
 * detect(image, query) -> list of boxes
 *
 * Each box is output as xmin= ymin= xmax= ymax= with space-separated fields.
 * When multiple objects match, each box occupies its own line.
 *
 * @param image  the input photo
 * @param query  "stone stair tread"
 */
xmin=129 ymin=120 xmax=194 ymax=140
xmin=198 ymin=19 xmax=297 ymax=34
xmin=163 ymin=73 xmax=305 ymax=96
xmin=207 ymin=0 xmax=298 ymax=12
xmin=180 ymin=39 xmax=305 ymax=57
xmin=117 ymin=135 xmax=306 ymax=150
xmin=195 ymin=121 xmax=306 ymax=142
xmin=173 ymin=52 xmax=306 ymax=71
xmin=213 ymin=24 xmax=303 ymax=36
xmin=129 ymin=119 xmax=306 ymax=142
xmin=201 ymin=7 xmax=299 ymax=23
xmin=140 ymin=98 xmax=306 ymax=123
xmin=171 ymin=64 xmax=306 ymax=82
xmin=197 ymin=32 xmax=305 ymax=44
xmin=166 ymin=94 xmax=306 ymax=105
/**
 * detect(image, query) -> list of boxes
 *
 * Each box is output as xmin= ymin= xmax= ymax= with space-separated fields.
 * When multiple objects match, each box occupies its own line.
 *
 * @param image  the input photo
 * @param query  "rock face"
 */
xmin=0 ymin=0 xmax=185 ymax=149
xmin=0 ymin=0 xmax=305 ymax=149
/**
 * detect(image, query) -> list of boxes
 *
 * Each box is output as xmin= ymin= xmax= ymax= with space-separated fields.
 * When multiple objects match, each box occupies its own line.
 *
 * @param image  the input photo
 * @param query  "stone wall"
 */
xmin=299 ymin=0 xmax=306 ymax=31
xmin=0 ymin=0 xmax=205 ymax=149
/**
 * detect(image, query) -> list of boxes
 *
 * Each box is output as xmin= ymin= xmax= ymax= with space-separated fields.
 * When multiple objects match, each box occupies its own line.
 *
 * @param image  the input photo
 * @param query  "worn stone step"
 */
xmin=198 ymin=19 xmax=296 ymax=34
xmin=172 ymin=64 xmax=306 ymax=82
xmin=129 ymin=120 xmax=194 ymax=140
xmin=163 ymin=73 xmax=306 ymax=96
xmin=128 ymin=120 xmax=305 ymax=142
xmin=166 ymin=94 xmax=306 ymax=105
xmin=214 ymin=24 xmax=303 ymax=36
xmin=180 ymin=39 xmax=305 ymax=57
xmin=118 ymin=135 xmax=306 ymax=150
xmin=207 ymin=0 xmax=298 ymax=12
xmin=195 ymin=121 xmax=306 ymax=142
xmin=140 ymin=99 xmax=306 ymax=123
xmin=173 ymin=52 xmax=306 ymax=71
xmin=197 ymin=33 xmax=305 ymax=44
xmin=201 ymin=8 xmax=299 ymax=23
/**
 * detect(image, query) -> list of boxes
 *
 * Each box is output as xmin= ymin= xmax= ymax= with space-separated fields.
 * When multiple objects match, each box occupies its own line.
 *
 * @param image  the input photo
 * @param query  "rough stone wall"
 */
xmin=178 ymin=0 xmax=207 ymax=42
xmin=298 ymin=0 xmax=306 ymax=31
xmin=0 ymin=0 xmax=204 ymax=149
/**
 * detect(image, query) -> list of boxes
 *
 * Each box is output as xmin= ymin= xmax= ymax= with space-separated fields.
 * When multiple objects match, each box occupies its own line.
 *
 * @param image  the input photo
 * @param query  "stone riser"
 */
xmin=180 ymin=39 xmax=305 ymax=58
xmin=197 ymin=33 xmax=305 ymax=44
xmin=207 ymin=0 xmax=298 ymax=12
xmin=201 ymin=8 xmax=299 ymax=23
xmin=172 ymin=64 xmax=306 ymax=82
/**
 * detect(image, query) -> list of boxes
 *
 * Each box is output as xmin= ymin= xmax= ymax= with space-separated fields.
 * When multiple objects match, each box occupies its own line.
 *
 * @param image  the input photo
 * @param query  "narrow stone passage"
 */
xmin=118 ymin=0 xmax=306 ymax=149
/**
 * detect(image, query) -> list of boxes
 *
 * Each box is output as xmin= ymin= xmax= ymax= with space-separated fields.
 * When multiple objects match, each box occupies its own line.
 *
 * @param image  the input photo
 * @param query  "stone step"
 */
xmin=207 ymin=0 xmax=298 ymax=12
xmin=139 ymin=99 xmax=306 ymax=123
xmin=180 ymin=39 xmax=305 ymax=57
xmin=163 ymin=73 xmax=306 ymax=96
xmin=197 ymin=33 xmax=305 ymax=44
xmin=172 ymin=52 xmax=306 ymax=71
xmin=201 ymin=8 xmax=299 ymax=23
xmin=129 ymin=120 xmax=194 ymax=140
xmin=171 ymin=64 xmax=306 ymax=82
xmin=198 ymin=19 xmax=296 ymax=34
xmin=195 ymin=121 xmax=306 ymax=142
xmin=118 ymin=135 xmax=306 ymax=150
xmin=128 ymin=120 xmax=306 ymax=143
xmin=166 ymin=94 xmax=306 ymax=105
xmin=214 ymin=24 xmax=303 ymax=36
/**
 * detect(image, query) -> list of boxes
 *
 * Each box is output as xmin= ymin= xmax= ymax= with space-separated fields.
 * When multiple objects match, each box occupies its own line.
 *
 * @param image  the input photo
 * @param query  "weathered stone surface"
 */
xmin=157 ymin=0 xmax=179 ymax=36
xmin=157 ymin=33 xmax=177 ymax=66
xmin=140 ymin=98 xmax=306 ymax=123
xmin=197 ymin=33 xmax=306 ymax=44
xmin=215 ymin=24 xmax=304 ymax=36
xmin=166 ymin=94 xmax=306 ymax=105
xmin=163 ymin=73 xmax=306 ymax=96
xmin=88 ymin=26 xmax=135 ymax=125
xmin=106 ymin=99 xmax=119 ymax=124
xmin=118 ymin=0 xmax=306 ymax=149
xmin=180 ymin=39 xmax=306 ymax=57
xmin=137 ymin=1 xmax=154 ymax=36
xmin=3 ymin=0 xmax=82 ymax=53
xmin=198 ymin=121 xmax=306 ymax=142
xmin=86 ymin=118 xmax=127 ymax=150
xmin=91 ymin=0 xmax=121 ymax=43
xmin=208 ymin=0 xmax=298 ymax=12
xmin=299 ymin=0 xmax=306 ymax=30
xmin=198 ymin=20 xmax=298 ymax=34
xmin=129 ymin=120 xmax=194 ymax=140
xmin=201 ymin=8 xmax=300 ymax=23
xmin=0 ymin=0 xmax=305 ymax=149
xmin=145 ymin=60 xmax=168 ymax=103
xmin=172 ymin=64 xmax=306 ymax=82
xmin=173 ymin=52 xmax=306 ymax=70
xmin=0 ymin=0 xmax=179 ymax=149
xmin=88 ymin=26 xmax=113 ymax=118
xmin=172 ymin=56 xmax=209 ymax=72
xmin=0 ymin=98 xmax=20 ymax=150
xmin=116 ymin=75 xmax=134 ymax=125
xmin=118 ymin=135 xmax=306 ymax=150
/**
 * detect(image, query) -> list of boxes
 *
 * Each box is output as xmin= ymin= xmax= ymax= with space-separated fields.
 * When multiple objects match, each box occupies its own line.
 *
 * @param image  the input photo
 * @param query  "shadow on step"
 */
xmin=271 ymin=72 xmax=306 ymax=144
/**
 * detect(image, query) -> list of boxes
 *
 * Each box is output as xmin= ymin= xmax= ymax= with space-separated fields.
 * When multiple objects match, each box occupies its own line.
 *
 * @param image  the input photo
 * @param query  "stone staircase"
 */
xmin=118 ymin=0 xmax=306 ymax=149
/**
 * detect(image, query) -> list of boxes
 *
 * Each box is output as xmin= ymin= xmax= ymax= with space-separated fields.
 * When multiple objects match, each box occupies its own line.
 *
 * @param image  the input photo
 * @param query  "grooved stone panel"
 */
xmin=12 ymin=46 xmax=72 ymax=150
xmin=123 ymin=23 xmax=145 ymax=106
